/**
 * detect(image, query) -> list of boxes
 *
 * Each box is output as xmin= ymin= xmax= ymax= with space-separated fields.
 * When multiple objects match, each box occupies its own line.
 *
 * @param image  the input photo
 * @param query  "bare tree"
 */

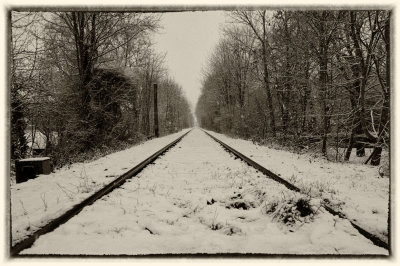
xmin=230 ymin=11 xmax=277 ymax=136
xmin=197 ymin=9 xmax=390 ymax=165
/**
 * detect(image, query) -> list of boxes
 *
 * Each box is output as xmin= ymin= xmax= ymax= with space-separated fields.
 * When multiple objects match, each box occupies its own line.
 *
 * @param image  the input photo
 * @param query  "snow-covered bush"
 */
xmin=265 ymin=196 xmax=321 ymax=227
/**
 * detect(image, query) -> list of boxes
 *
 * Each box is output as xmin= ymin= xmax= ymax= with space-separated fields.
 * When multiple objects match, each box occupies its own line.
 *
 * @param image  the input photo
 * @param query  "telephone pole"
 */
xmin=153 ymin=83 xmax=159 ymax=138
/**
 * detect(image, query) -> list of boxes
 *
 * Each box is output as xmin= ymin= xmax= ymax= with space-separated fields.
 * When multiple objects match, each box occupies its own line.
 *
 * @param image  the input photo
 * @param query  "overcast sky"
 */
xmin=153 ymin=11 xmax=228 ymax=112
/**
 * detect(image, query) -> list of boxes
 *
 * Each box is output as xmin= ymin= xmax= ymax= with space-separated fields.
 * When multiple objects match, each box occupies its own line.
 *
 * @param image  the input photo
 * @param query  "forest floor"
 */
xmin=204 ymin=129 xmax=390 ymax=244
xmin=14 ymin=129 xmax=387 ymax=255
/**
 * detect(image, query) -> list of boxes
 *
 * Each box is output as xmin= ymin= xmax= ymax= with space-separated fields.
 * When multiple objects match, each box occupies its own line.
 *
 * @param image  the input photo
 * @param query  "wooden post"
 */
xmin=153 ymin=83 xmax=159 ymax=137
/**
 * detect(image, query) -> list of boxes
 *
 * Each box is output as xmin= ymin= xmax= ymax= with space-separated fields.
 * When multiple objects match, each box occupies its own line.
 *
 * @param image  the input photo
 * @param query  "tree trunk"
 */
xmin=282 ymin=17 xmax=291 ymax=135
xmin=153 ymin=83 xmax=159 ymax=138
xmin=318 ymin=22 xmax=329 ymax=156
xmin=71 ymin=12 xmax=97 ymax=124
xmin=142 ymin=85 xmax=151 ymax=136
xmin=344 ymin=84 xmax=365 ymax=160
xmin=301 ymin=62 xmax=310 ymax=133
xmin=370 ymin=12 xmax=390 ymax=166
xmin=349 ymin=11 xmax=378 ymax=144
xmin=261 ymin=15 xmax=276 ymax=137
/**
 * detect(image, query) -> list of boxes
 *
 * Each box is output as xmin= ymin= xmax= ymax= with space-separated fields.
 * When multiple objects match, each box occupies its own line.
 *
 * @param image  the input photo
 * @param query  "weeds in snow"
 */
xmin=56 ymin=183 xmax=75 ymax=201
xmin=19 ymin=200 xmax=28 ymax=216
xmin=288 ymin=174 xmax=298 ymax=184
xmin=298 ymin=179 xmax=330 ymax=198
xmin=78 ymin=165 xmax=96 ymax=193
xmin=25 ymin=219 xmax=31 ymax=231
xmin=149 ymin=184 xmax=157 ymax=195
xmin=165 ymin=219 xmax=176 ymax=225
xmin=210 ymin=209 xmax=223 ymax=230
xmin=193 ymin=204 xmax=199 ymax=214
xmin=223 ymin=225 xmax=242 ymax=236
xmin=322 ymin=198 xmax=344 ymax=210
xmin=211 ymin=222 xmax=223 ymax=230
xmin=301 ymin=186 xmax=313 ymax=197
xmin=211 ymin=171 xmax=221 ymax=180
xmin=40 ymin=193 xmax=48 ymax=211
xmin=120 ymin=199 xmax=127 ymax=215
xmin=228 ymin=201 xmax=252 ymax=210
xmin=226 ymin=170 xmax=246 ymax=188
xmin=264 ymin=194 xmax=321 ymax=228
xmin=130 ymin=197 xmax=139 ymax=213
xmin=264 ymin=200 xmax=279 ymax=214
xmin=112 ymin=226 xmax=125 ymax=234
xmin=183 ymin=204 xmax=200 ymax=218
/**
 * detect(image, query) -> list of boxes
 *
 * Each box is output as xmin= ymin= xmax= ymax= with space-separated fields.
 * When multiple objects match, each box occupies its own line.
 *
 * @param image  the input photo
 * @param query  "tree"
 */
xmin=11 ymin=11 xmax=193 ymax=168
xmin=197 ymin=9 xmax=390 ymax=165
xmin=11 ymin=84 xmax=28 ymax=159
xmin=230 ymin=11 xmax=277 ymax=136
xmin=367 ymin=11 xmax=390 ymax=165
xmin=10 ymin=12 xmax=42 ymax=159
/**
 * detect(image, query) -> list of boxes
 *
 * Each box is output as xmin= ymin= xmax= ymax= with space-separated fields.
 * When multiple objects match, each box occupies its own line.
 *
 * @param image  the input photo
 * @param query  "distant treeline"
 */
xmin=11 ymin=12 xmax=193 ymax=167
xmin=196 ymin=10 xmax=390 ymax=165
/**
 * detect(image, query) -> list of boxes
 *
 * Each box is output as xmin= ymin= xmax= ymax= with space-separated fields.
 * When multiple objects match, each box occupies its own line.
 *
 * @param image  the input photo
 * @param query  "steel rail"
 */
xmin=202 ymin=129 xmax=389 ymax=251
xmin=10 ymin=129 xmax=192 ymax=256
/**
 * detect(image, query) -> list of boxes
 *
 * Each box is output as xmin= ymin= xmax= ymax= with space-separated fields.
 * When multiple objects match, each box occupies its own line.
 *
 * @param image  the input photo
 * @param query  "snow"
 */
xmin=203 ymin=129 xmax=390 ymax=244
xmin=18 ymin=157 xmax=50 ymax=162
xmin=10 ymin=129 xmax=190 ymax=246
xmin=22 ymin=128 xmax=386 ymax=255
xmin=25 ymin=128 xmax=47 ymax=150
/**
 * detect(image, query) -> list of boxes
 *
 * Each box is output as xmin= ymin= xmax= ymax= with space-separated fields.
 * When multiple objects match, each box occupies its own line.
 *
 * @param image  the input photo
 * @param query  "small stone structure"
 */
xmin=15 ymin=157 xmax=52 ymax=183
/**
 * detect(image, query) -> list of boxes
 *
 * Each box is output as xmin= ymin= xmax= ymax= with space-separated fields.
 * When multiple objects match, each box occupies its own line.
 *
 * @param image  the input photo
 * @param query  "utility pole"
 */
xmin=153 ymin=83 xmax=159 ymax=137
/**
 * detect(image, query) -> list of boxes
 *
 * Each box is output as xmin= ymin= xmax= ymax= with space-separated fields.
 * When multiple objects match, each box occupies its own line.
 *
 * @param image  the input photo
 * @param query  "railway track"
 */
xmin=10 ymin=129 xmax=191 ymax=256
xmin=11 ymin=128 xmax=389 ymax=255
xmin=202 ymin=129 xmax=389 ymax=251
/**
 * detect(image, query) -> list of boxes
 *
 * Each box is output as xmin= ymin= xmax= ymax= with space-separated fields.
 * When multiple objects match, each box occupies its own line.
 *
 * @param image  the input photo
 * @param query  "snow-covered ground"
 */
xmin=22 ymin=129 xmax=386 ymax=255
xmin=203 ymin=129 xmax=390 ymax=244
xmin=10 ymin=129 xmax=190 ymax=246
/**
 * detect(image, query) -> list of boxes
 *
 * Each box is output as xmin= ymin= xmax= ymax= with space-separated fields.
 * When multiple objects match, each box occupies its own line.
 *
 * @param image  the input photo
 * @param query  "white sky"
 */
xmin=153 ymin=11 xmax=228 ymax=112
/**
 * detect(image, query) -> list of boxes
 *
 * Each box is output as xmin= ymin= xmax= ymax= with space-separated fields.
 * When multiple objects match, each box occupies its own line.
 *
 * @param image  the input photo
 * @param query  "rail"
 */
xmin=11 ymin=129 xmax=192 ymax=256
xmin=202 ymin=129 xmax=389 ymax=251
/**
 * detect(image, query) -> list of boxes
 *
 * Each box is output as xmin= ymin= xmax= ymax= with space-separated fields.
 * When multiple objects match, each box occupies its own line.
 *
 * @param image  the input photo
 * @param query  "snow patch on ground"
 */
xmin=204 ymin=129 xmax=389 ymax=243
xmin=22 ymin=129 xmax=386 ymax=255
xmin=10 ymin=129 xmax=190 ymax=245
